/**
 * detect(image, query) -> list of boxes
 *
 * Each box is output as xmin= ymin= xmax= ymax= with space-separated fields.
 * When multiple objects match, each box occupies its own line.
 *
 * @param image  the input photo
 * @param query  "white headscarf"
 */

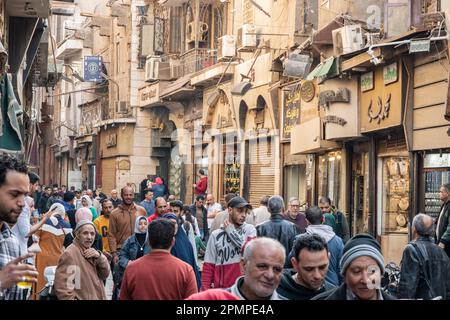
xmin=81 ymin=195 xmax=93 ymax=208
xmin=49 ymin=203 xmax=66 ymax=225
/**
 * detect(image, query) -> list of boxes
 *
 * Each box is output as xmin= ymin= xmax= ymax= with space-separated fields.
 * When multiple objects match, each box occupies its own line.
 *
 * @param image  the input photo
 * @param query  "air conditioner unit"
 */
xmin=170 ymin=59 xmax=184 ymax=79
xmin=115 ymin=101 xmax=129 ymax=114
xmin=332 ymin=25 xmax=364 ymax=56
xmin=217 ymin=35 xmax=236 ymax=61
xmin=145 ymin=55 xmax=161 ymax=82
xmin=145 ymin=56 xmax=171 ymax=82
xmin=237 ymin=24 xmax=257 ymax=52
xmin=186 ymin=22 xmax=196 ymax=43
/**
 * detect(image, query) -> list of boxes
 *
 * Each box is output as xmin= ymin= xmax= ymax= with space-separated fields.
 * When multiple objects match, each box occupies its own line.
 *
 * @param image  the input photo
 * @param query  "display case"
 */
xmin=318 ymin=151 xmax=342 ymax=207
xmin=423 ymin=153 xmax=450 ymax=219
xmin=380 ymin=156 xmax=410 ymax=234
xmin=224 ymin=154 xmax=240 ymax=194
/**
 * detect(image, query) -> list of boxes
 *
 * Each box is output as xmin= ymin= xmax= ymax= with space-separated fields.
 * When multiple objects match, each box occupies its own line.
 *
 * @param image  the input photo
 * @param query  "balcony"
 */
xmin=191 ymin=62 xmax=235 ymax=87
xmin=181 ymin=48 xmax=217 ymax=77
xmin=6 ymin=0 xmax=50 ymax=18
xmin=55 ymin=39 xmax=83 ymax=59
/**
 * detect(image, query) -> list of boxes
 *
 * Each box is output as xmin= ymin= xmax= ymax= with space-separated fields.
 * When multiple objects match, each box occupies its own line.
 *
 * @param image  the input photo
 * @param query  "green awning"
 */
xmin=306 ymin=57 xmax=338 ymax=84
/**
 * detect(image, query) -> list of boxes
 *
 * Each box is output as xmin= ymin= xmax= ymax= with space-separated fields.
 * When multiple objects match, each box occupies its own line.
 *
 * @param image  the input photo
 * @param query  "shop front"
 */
xmin=359 ymin=57 xmax=410 ymax=264
xmin=411 ymin=50 xmax=450 ymax=220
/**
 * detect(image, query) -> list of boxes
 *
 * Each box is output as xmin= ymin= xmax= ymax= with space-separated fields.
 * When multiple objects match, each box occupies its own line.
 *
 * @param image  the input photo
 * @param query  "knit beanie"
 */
xmin=339 ymin=234 xmax=385 ymax=275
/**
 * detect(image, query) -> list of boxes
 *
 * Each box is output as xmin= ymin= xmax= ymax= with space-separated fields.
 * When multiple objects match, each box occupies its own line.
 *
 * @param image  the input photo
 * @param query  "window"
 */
xmin=318 ymin=151 xmax=342 ymax=208
xmin=284 ymin=164 xmax=307 ymax=204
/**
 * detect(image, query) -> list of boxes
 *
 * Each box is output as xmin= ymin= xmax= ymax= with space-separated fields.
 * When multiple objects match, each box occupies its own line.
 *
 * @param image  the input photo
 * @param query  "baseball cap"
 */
xmin=228 ymin=196 xmax=252 ymax=210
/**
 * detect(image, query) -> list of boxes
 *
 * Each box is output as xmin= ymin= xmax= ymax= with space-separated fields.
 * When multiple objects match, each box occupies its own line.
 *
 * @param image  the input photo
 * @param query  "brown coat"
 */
xmin=108 ymin=203 xmax=147 ymax=254
xmin=54 ymin=238 xmax=110 ymax=300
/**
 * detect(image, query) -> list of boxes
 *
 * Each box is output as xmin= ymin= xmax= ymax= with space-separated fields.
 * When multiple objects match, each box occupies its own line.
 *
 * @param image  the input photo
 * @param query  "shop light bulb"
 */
xmin=329 ymin=156 xmax=335 ymax=161
xmin=336 ymin=155 xmax=342 ymax=160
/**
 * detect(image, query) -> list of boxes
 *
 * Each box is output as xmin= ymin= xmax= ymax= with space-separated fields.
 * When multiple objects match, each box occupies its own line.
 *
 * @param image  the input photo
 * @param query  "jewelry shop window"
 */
xmin=318 ymin=151 xmax=342 ymax=207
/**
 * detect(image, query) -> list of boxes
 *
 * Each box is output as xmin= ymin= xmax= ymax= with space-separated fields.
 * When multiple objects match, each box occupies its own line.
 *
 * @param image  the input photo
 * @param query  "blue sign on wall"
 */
xmin=84 ymin=56 xmax=103 ymax=82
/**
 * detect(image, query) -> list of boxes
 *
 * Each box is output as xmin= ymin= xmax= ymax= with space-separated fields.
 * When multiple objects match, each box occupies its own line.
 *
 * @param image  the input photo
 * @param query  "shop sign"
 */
xmin=283 ymin=85 xmax=301 ymax=140
xmin=300 ymin=80 xmax=315 ymax=102
xmin=68 ymin=171 xmax=82 ymax=190
xmin=84 ymin=56 xmax=103 ymax=82
xmin=106 ymin=133 xmax=117 ymax=148
xmin=322 ymin=115 xmax=347 ymax=126
xmin=424 ymin=153 xmax=450 ymax=168
xmin=118 ymin=159 xmax=131 ymax=170
xmin=361 ymin=71 xmax=374 ymax=92
xmin=361 ymin=60 xmax=403 ymax=133
xmin=138 ymin=82 xmax=160 ymax=107
xmin=319 ymin=88 xmax=350 ymax=109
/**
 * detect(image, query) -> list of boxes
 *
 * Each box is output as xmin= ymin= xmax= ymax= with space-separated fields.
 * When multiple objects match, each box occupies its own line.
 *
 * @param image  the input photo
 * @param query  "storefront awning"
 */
xmin=306 ymin=57 xmax=338 ymax=84
xmin=160 ymin=76 xmax=195 ymax=101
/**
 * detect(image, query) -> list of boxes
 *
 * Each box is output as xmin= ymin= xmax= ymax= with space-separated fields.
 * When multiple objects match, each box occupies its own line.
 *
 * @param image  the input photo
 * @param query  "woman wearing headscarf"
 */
xmin=63 ymin=207 xmax=103 ymax=251
xmin=81 ymin=195 xmax=98 ymax=221
xmin=151 ymin=177 xmax=168 ymax=199
xmin=34 ymin=203 xmax=72 ymax=296
xmin=163 ymin=213 xmax=201 ymax=289
xmin=113 ymin=216 xmax=151 ymax=296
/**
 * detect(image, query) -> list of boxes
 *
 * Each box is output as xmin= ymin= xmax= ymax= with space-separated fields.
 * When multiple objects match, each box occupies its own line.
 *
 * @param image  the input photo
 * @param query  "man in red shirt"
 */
xmin=119 ymin=218 xmax=198 ymax=300
xmin=193 ymin=169 xmax=208 ymax=197
xmin=148 ymin=197 xmax=168 ymax=223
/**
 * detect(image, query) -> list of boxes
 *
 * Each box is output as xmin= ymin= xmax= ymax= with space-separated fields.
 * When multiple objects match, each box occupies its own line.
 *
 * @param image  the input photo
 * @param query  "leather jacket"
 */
xmin=256 ymin=213 xmax=298 ymax=267
xmin=397 ymin=237 xmax=450 ymax=299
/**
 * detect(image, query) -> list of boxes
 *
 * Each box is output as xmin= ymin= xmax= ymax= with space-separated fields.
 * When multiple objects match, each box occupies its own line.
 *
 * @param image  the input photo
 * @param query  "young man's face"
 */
xmin=171 ymin=206 xmax=182 ymax=218
xmin=45 ymin=188 xmax=52 ymax=195
xmin=122 ymin=188 xmax=134 ymax=205
xmin=318 ymin=202 xmax=332 ymax=213
xmin=29 ymin=181 xmax=39 ymax=194
xmin=291 ymin=248 xmax=329 ymax=290
xmin=102 ymin=201 xmax=114 ymax=216
xmin=228 ymin=207 xmax=248 ymax=226
xmin=145 ymin=191 xmax=153 ymax=201
xmin=196 ymin=198 xmax=204 ymax=208
xmin=0 ymin=171 xmax=29 ymax=224
xmin=345 ymin=256 xmax=381 ymax=300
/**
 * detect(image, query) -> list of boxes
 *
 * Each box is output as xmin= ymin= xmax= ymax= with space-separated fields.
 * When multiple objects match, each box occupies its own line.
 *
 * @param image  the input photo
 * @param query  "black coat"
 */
xmin=397 ymin=237 xmax=450 ymax=299
xmin=312 ymin=283 xmax=396 ymax=300
xmin=436 ymin=200 xmax=450 ymax=257
xmin=277 ymin=269 xmax=336 ymax=300
xmin=256 ymin=214 xmax=298 ymax=268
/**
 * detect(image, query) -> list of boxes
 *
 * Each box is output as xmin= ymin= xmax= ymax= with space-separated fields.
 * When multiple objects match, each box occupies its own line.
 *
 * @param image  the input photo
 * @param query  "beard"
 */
xmin=0 ymin=209 xmax=21 ymax=224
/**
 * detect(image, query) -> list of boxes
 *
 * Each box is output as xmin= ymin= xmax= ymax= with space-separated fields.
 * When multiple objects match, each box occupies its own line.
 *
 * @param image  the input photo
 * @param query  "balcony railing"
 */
xmin=180 ymin=48 xmax=217 ymax=77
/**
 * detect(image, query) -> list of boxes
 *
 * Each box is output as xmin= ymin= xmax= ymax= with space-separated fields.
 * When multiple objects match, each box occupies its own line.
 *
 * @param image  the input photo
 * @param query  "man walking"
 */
xmin=313 ymin=234 xmax=395 ymax=300
xmin=302 ymin=206 xmax=343 ymax=286
xmin=246 ymin=195 xmax=271 ymax=226
xmin=189 ymin=195 xmax=208 ymax=241
xmin=94 ymin=199 xmax=114 ymax=255
xmin=109 ymin=189 xmax=122 ymax=209
xmin=436 ymin=183 xmax=450 ymax=258
xmin=193 ymin=169 xmax=208 ymax=197
xmin=319 ymin=196 xmax=350 ymax=243
xmin=397 ymin=213 xmax=450 ymax=299
xmin=54 ymin=220 xmax=110 ymax=300
xmin=282 ymin=197 xmax=307 ymax=234
xmin=139 ymin=189 xmax=155 ymax=216
xmin=202 ymin=197 xmax=256 ymax=290
xmin=108 ymin=186 xmax=147 ymax=266
xmin=0 ymin=155 xmax=39 ymax=300
xmin=277 ymin=233 xmax=335 ymax=300
xmin=119 ymin=219 xmax=198 ymax=300
xmin=226 ymin=237 xmax=285 ymax=300
xmin=256 ymin=196 xmax=298 ymax=267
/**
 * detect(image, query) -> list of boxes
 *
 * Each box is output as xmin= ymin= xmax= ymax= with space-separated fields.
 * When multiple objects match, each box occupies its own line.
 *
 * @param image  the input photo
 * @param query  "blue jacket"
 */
xmin=119 ymin=235 xmax=151 ymax=269
xmin=152 ymin=184 xmax=167 ymax=199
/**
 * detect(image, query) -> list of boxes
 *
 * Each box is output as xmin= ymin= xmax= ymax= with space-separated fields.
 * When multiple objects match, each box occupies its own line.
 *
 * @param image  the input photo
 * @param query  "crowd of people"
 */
xmin=1 ymin=154 xmax=450 ymax=301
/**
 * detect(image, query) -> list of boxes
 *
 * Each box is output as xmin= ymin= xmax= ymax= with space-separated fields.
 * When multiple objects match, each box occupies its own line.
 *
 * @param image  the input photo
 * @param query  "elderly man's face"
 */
xmin=439 ymin=186 xmax=450 ymax=202
xmin=242 ymin=246 xmax=284 ymax=298
xmin=111 ymin=190 xmax=118 ymax=199
xmin=77 ymin=224 xmax=96 ymax=249
xmin=289 ymin=200 xmax=300 ymax=214
xmin=229 ymin=207 xmax=248 ymax=226
xmin=345 ymin=256 xmax=381 ymax=300
xmin=206 ymin=195 xmax=214 ymax=206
